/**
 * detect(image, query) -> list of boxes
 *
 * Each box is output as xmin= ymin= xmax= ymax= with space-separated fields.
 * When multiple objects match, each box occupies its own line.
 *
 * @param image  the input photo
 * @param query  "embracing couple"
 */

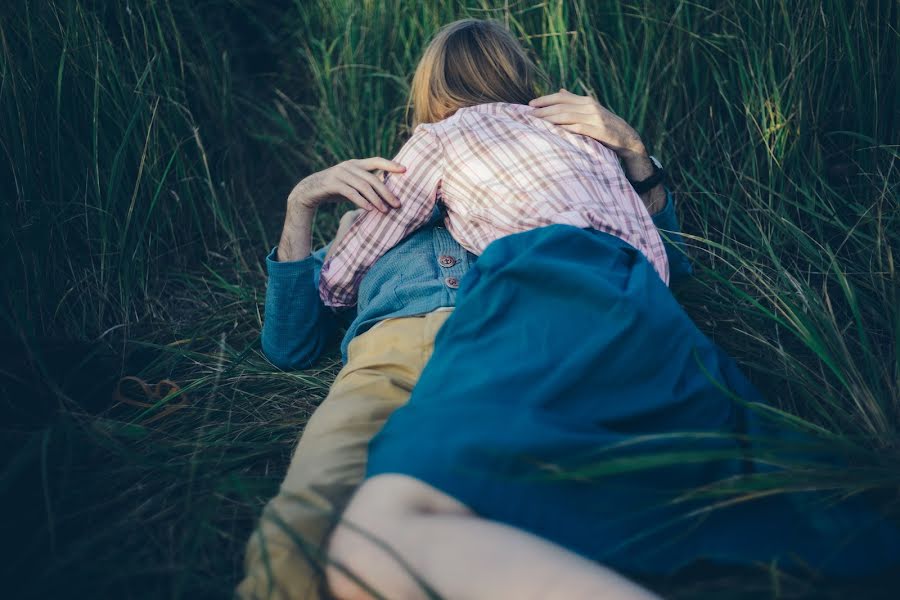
xmin=239 ymin=19 xmax=899 ymax=600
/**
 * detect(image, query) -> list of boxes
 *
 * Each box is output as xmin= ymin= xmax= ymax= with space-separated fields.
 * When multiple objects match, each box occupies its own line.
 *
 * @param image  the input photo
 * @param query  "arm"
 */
xmin=614 ymin=146 xmax=693 ymax=283
xmin=319 ymin=128 xmax=444 ymax=307
xmin=530 ymin=89 xmax=692 ymax=282
xmin=263 ymin=158 xmax=406 ymax=369
xmin=325 ymin=208 xmax=364 ymax=262
xmin=261 ymin=245 xmax=334 ymax=370
xmin=650 ymin=189 xmax=693 ymax=285
xmin=529 ymin=89 xmax=666 ymax=215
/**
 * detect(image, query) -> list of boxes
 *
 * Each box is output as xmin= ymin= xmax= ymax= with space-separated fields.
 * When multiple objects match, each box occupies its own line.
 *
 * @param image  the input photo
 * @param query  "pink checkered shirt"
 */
xmin=319 ymin=102 xmax=669 ymax=307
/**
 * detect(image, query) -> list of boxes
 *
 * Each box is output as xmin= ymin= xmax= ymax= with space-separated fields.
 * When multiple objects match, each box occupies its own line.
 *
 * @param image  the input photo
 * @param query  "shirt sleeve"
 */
xmin=319 ymin=127 xmax=444 ymax=307
xmin=650 ymin=189 xmax=693 ymax=286
xmin=261 ymin=245 xmax=339 ymax=369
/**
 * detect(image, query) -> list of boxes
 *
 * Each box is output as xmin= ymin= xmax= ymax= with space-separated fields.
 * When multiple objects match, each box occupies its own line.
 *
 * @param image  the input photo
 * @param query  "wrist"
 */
xmin=279 ymin=203 xmax=315 ymax=262
xmin=621 ymin=153 xmax=655 ymax=182
xmin=288 ymin=191 xmax=318 ymax=213
xmin=287 ymin=200 xmax=316 ymax=221
xmin=622 ymin=151 xmax=667 ymax=213
xmin=617 ymin=140 xmax=647 ymax=162
xmin=286 ymin=189 xmax=318 ymax=227
xmin=277 ymin=225 xmax=312 ymax=262
xmin=287 ymin=175 xmax=322 ymax=211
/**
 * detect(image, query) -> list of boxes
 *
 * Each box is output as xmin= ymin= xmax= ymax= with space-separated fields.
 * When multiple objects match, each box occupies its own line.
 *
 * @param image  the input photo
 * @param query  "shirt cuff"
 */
xmin=653 ymin=188 xmax=675 ymax=219
xmin=267 ymin=246 xmax=315 ymax=270
xmin=651 ymin=189 xmax=681 ymax=231
xmin=651 ymin=189 xmax=694 ymax=283
xmin=267 ymin=245 xmax=329 ymax=274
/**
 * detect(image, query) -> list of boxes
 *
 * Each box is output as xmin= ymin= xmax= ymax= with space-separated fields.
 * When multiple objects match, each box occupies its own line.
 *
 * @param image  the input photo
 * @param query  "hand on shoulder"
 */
xmin=528 ymin=88 xmax=646 ymax=160
xmin=529 ymin=88 xmax=667 ymax=214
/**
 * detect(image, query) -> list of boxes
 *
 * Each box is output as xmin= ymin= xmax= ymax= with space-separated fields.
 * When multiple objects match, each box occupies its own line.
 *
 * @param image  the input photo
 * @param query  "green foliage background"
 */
xmin=1 ymin=0 xmax=897 ymax=597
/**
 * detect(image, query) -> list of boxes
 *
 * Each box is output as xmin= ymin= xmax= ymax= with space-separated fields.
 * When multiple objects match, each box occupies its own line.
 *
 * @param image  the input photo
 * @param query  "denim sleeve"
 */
xmin=651 ymin=189 xmax=693 ymax=285
xmin=261 ymin=245 xmax=336 ymax=369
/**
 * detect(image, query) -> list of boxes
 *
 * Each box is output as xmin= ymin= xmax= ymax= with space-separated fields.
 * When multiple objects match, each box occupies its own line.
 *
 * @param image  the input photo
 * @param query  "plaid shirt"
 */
xmin=319 ymin=102 xmax=669 ymax=307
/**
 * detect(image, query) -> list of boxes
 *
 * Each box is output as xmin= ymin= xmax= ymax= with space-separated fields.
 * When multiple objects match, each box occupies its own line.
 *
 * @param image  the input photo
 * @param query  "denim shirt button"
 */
xmin=444 ymin=276 xmax=460 ymax=289
xmin=438 ymin=255 xmax=457 ymax=268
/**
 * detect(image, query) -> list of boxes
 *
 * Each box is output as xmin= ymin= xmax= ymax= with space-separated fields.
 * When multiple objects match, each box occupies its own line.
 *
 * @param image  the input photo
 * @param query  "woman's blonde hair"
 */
xmin=408 ymin=19 xmax=547 ymax=128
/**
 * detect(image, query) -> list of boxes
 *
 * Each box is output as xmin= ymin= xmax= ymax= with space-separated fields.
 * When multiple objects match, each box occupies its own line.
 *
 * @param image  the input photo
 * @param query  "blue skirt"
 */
xmin=366 ymin=225 xmax=900 ymax=577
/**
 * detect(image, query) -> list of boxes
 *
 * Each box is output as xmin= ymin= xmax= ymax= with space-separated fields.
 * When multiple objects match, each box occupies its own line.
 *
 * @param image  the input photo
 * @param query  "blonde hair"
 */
xmin=408 ymin=19 xmax=548 ymax=128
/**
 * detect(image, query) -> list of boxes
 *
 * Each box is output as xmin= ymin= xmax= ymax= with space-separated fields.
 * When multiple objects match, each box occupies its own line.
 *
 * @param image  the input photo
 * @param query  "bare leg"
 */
xmin=327 ymin=474 xmax=659 ymax=600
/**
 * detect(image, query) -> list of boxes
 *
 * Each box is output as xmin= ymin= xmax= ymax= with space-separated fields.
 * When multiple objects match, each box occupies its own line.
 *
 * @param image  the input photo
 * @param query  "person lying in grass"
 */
xmin=316 ymin=21 xmax=670 ymax=307
xmin=320 ymin=18 xmax=900 ymax=600
xmin=238 ymin=20 xmax=692 ymax=600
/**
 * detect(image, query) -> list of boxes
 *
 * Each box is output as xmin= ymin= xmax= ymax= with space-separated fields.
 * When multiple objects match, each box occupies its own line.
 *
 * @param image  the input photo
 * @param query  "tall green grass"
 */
xmin=1 ymin=0 xmax=898 ymax=597
xmin=0 ymin=1 xmax=324 ymax=597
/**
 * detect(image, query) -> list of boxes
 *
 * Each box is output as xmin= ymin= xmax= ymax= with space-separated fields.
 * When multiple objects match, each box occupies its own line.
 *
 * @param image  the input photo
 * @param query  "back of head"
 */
xmin=409 ymin=19 xmax=548 ymax=127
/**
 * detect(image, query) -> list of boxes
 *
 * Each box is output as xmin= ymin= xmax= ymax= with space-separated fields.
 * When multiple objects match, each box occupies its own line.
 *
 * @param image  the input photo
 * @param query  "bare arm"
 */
xmin=260 ymin=158 xmax=405 ymax=368
xmin=318 ymin=128 xmax=444 ymax=307
xmin=529 ymin=88 xmax=666 ymax=215
xmin=277 ymin=157 xmax=407 ymax=262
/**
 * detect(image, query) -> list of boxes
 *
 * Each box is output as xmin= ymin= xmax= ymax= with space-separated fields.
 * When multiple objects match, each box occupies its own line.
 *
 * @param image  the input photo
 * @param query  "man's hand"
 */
xmin=278 ymin=157 xmax=406 ymax=262
xmin=529 ymin=89 xmax=665 ymax=214
xmin=529 ymin=88 xmax=646 ymax=158
xmin=289 ymin=157 xmax=406 ymax=215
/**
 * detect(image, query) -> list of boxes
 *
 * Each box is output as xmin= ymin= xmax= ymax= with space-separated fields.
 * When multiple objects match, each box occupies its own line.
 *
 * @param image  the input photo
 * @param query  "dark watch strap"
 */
xmin=628 ymin=155 xmax=665 ymax=195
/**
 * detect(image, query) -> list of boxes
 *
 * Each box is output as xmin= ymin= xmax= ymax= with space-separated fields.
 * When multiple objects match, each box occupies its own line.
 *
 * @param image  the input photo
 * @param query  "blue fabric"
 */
xmin=261 ymin=205 xmax=474 ymax=368
xmin=366 ymin=225 xmax=900 ymax=577
xmin=262 ymin=192 xmax=691 ymax=368
xmin=651 ymin=191 xmax=693 ymax=281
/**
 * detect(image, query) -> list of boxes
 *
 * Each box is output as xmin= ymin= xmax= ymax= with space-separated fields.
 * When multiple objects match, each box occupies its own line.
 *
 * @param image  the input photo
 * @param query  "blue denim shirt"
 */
xmin=262 ymin=191 xmax=692 ymax=369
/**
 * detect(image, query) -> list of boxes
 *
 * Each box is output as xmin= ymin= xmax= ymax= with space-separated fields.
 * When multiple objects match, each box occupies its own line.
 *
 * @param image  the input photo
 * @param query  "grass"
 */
xmin=1 ymin=0 xmax=898 ymax=597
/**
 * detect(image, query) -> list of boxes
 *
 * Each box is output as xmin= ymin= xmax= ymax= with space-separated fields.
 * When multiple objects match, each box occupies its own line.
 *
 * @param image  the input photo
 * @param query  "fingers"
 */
xmin=336 ymin=157 xmax=404 ymax=211
xmin=339 ymin=171 xmax=389 ymax=213
xmin=335 ymin=183 xmax=376 ymax=212
xmin=530 ymin=103 xmax=595 ymax=120
xmin=351 ymin=157 xmax=407 ymax=173
xmin=347 ymin=165 xmax=401 ymax=208
xmin=301 ymin=156 xmax=407 ymax=212
xmin=559 ymin=123 xmax=589 ymax=136
xmin=528 ymin=88 xmax=591 ymax=108
xmin=541 ymin=112 xmax=584 ymax=126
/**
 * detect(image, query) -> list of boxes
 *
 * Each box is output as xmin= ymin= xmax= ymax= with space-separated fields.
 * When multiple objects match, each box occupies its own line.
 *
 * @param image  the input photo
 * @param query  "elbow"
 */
xmin=261 ymin=327 xmax=327 ymax=371
xmin=263 ymin=349 xmax=317 ymax=371
xmin=262 ymin=340 xmax=322 ymax=371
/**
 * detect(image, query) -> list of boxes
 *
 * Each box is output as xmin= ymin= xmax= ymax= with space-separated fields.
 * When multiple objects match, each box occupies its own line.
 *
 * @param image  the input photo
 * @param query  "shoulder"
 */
xmin=399 ymin=123 xmax=445 ymax=157
xmin=453 ymin=102 xmax=530 ymax=117
xmin=432 ymin=103 xmax=535 ymax=136
xmin=413 ymin=102 xmax=533 ymax=143
xmin=410 ymin=122 xmax=446 ymax=145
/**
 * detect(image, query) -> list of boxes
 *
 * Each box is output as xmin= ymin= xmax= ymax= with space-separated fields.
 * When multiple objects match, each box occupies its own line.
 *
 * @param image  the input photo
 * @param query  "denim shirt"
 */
xmin=261 ymin=191 xmax=692 ymax=369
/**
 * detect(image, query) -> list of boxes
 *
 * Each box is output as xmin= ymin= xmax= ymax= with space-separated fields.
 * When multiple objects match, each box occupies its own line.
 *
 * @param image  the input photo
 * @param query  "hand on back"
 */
xmin=529 ymin=89 xmax=647 ymax=160
xmin=288 ymin=90 xmax=653 ymax=238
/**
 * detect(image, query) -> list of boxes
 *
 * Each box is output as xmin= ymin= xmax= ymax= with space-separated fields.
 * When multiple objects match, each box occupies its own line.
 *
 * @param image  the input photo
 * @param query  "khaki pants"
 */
xmin=238 ymin=310 xmax=452 ymax=600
